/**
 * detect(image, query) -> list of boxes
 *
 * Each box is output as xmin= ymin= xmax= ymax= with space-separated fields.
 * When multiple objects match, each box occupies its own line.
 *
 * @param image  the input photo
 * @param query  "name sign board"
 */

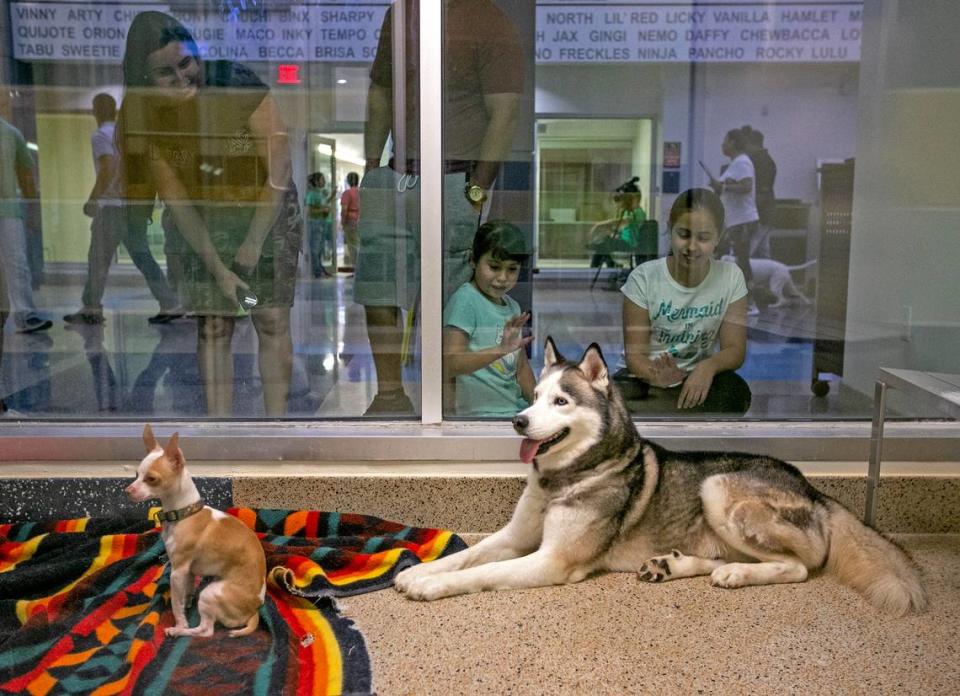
xmin=11 ymin=2 xmax=861 ymax=64
xmin=10 ymin=2 xmax=386 ymax=62
xmin=535 ymin=3 xmax=862 ymax=62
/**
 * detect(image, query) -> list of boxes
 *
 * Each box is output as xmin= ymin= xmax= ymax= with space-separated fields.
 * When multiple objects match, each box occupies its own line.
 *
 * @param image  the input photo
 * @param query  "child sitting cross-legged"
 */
xmin=443 ymin=221 xmax=535 ymax=417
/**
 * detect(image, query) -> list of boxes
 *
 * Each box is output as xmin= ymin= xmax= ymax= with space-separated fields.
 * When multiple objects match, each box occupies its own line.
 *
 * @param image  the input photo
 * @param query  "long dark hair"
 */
xmin=116 ymin=12 xmax=201 ymax=199
xmin=122 ymin=11 xmax=200 ymax=89
xmin=668 ymin=188 xmax=725 ymax=232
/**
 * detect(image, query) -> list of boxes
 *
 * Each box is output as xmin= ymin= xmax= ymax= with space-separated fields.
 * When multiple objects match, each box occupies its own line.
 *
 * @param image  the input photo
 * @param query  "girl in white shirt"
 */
xmin=707 ymin=127 xmax=760 ymax=315
xmin=620 ymin=188 xmax=751 ymax=413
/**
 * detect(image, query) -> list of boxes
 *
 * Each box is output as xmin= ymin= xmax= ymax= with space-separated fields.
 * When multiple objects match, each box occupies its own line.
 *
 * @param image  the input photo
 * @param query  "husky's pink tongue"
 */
xmin=519 ymin=438 xmax=541 ymax=464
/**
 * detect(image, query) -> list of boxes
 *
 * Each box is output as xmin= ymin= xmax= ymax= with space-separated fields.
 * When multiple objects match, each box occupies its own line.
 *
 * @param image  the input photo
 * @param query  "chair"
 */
xmin=588 ymin=219 xmax=659 ymax=290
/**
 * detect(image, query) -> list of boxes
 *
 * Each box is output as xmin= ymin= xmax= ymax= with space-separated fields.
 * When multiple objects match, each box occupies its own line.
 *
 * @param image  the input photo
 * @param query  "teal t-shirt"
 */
xmin=619 ymin=206 xmax=650 ymax=250
xmin=305 ymin=187 xmax=330 ymax=218
xmin=444 ymin=282 xmax=528 ymax=417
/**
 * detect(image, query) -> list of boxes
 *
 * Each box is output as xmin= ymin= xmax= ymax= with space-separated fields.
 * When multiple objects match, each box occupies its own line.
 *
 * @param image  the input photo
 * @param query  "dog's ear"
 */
xmin=577 ymin=343 xmax=609 ymax=388
xmin=542 ymin=336 xmax=565 ymax=376
xmin=143 ymin=424 xmax=158 ymax=452
xmin=163 ymin=432 xmax=185 ymax=472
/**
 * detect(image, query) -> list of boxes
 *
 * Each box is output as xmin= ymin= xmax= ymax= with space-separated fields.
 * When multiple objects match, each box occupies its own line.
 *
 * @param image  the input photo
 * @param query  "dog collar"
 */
xmin=154 ymin=500 xmax=205 ymax=524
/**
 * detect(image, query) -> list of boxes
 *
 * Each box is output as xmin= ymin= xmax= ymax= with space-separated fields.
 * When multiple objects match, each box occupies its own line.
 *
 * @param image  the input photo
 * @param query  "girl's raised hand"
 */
xmin=499 ymin=311 xmax=533 ymax=354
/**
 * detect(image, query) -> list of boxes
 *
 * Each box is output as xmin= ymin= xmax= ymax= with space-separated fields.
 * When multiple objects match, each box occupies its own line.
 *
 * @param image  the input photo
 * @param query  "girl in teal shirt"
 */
xmin=443 ymin=222 xmax=535 ymax=417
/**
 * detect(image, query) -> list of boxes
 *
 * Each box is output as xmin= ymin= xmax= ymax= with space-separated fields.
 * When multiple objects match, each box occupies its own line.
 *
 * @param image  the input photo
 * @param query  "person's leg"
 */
xmin=308 ymin=219 xmax=323 ymax=277
xmin=751 ymin=223 xmax=772 ymax=258
xmin=322 ymin=218 xmax=335 ymax=265
xmin=354 ymin=166 xmax=418 ymax=415
xmin=623 ymin=370 xmax=751 ymax=416
xmin=727 ymin=222 xmax=754 ymax=289
xmin=361 ymin=303 xmax=415 ymax=414
xmin=196 ymin=314 xmax=236 ymax=416
xmin=250 ymin=305 xmax=292 ymax=416
xmin=363 ymin=305 xmax=405 ymax=395
xmin=76 ymin=207 xmax=123 ymax=314
xmin=623 ymin=384 xmax=684 ymax=414
xmin=344 ymin=221 xmax=359 ymax=268
xmin=612 ymin=367 xmax=650 ymax=401
xmin=0 ymin=217 xmax=42 ymax=328
xmin=695 ymin=370 xmax=752 ymax=414
xmin=728 ymin=221 xmax=759 ymax=314
xmin=121 ymin=204 xmax=180 ymax=313
xmin=161 ymin=207 xmax=184 ymax=293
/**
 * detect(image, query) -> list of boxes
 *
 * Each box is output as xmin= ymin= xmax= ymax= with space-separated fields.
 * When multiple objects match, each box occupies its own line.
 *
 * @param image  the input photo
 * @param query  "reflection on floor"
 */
xmin=0 ymin=266 xmax=874 ymax=419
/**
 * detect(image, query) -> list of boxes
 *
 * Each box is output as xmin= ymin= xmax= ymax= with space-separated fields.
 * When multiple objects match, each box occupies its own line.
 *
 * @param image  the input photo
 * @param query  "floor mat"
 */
xmin=0 ymin=509 xmax=466 ymax=695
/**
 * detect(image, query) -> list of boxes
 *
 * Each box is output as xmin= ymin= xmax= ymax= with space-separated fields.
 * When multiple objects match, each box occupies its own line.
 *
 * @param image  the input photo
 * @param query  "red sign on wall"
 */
xmin=277 ymin=64 xmax=301 ymax=85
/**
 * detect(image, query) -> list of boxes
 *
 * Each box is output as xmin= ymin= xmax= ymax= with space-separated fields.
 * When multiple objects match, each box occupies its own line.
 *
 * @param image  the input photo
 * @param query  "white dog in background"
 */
xmin=723 ymin=254 xmax=816 ymax=307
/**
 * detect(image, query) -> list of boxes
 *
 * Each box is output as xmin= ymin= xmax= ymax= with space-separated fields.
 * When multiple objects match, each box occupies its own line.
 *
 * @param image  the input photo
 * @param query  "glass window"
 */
xmin=3 ymin=0 xmax=422 ymax=419
xmin=440 ymin=0 xmax=958 ymax=421
xmin=1 ymin=0 xmax=957 ymax=426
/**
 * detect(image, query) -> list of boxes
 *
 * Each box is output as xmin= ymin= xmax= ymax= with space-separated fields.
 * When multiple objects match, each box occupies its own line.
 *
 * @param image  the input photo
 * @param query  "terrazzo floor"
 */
xmin=344 ymin=533 xmax=959 ymax=695
xmin=3 ymin=266 xmax=882 ymax=420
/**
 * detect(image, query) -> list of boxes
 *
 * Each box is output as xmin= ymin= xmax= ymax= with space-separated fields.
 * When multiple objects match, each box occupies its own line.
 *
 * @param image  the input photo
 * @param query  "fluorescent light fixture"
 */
xmin=27 ymin=142 xmax=38 ymax=151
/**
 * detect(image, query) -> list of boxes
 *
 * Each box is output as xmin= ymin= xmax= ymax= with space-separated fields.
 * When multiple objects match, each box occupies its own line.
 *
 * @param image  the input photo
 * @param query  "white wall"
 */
xmin=536 ymin=61 xmax=859 ymax=207
xmin=694 ymin=63 xmax=859 ymax=203
xmin=842 ymin=0 xmax=960 ymax=402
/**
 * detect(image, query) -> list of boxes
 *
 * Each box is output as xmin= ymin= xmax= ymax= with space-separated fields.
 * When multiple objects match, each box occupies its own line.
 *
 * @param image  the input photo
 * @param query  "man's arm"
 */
xmin=470 ymin=92 xmax=520 ymax=190
xmin=720 ymin=175 xmax=753 ymax=194
xmin=15 ymin=157 xmax=36 ymax=201
xmin=232 ymin=94 xmax=292 ymax=271
xmin=14 ymin=137 xmax=39 ymax=232
xmin=84 ymin=153 xmax=115 ymax=216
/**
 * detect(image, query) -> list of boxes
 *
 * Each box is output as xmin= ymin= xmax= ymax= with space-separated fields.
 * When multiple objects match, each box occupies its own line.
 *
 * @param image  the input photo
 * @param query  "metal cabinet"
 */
xmin=812 ymin=159 xmax=854 ymax=396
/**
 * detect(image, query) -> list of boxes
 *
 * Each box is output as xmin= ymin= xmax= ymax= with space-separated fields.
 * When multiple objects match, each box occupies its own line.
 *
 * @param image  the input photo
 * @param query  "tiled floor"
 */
xmin=0 ymin=264 xmax=874 ymax=419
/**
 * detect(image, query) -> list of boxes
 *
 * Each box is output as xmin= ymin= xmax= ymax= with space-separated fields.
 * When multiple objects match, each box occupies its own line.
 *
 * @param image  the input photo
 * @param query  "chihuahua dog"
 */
xmin=126 ymin=424 xmax=266 ymax=638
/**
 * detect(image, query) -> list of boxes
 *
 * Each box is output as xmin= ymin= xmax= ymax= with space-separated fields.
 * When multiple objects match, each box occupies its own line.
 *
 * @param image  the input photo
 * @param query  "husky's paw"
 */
xmin=710 ymin=564 xmax=747 ymax=588
xmin=396 ymin=573 xmax=457 ymax=601
xmin=394 ymin=562 xmax=441 ymax=593
xmin=637 ymin=549 xmax=682 ymax=583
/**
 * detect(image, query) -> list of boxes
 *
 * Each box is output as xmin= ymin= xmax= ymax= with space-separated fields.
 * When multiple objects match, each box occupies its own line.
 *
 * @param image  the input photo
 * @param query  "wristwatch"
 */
xmin=464 ymin=182 xmax=488 ymax=205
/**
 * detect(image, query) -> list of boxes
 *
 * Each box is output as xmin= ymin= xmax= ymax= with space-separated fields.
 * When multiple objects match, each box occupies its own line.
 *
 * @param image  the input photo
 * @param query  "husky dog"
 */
xmin=394 ymin=338 xmax=926 ymax=616
xmin=723 ymin=254 xmax=816 ymax=307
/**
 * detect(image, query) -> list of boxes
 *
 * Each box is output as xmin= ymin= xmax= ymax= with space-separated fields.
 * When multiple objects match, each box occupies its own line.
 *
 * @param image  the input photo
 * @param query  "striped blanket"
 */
xmin=0 ymin=508 xmax=466 ymax=695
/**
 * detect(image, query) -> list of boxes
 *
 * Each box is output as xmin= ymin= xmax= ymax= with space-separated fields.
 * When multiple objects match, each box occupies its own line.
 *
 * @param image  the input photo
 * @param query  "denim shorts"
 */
xmin=353 ymin=166 xmax=479 ymax=310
